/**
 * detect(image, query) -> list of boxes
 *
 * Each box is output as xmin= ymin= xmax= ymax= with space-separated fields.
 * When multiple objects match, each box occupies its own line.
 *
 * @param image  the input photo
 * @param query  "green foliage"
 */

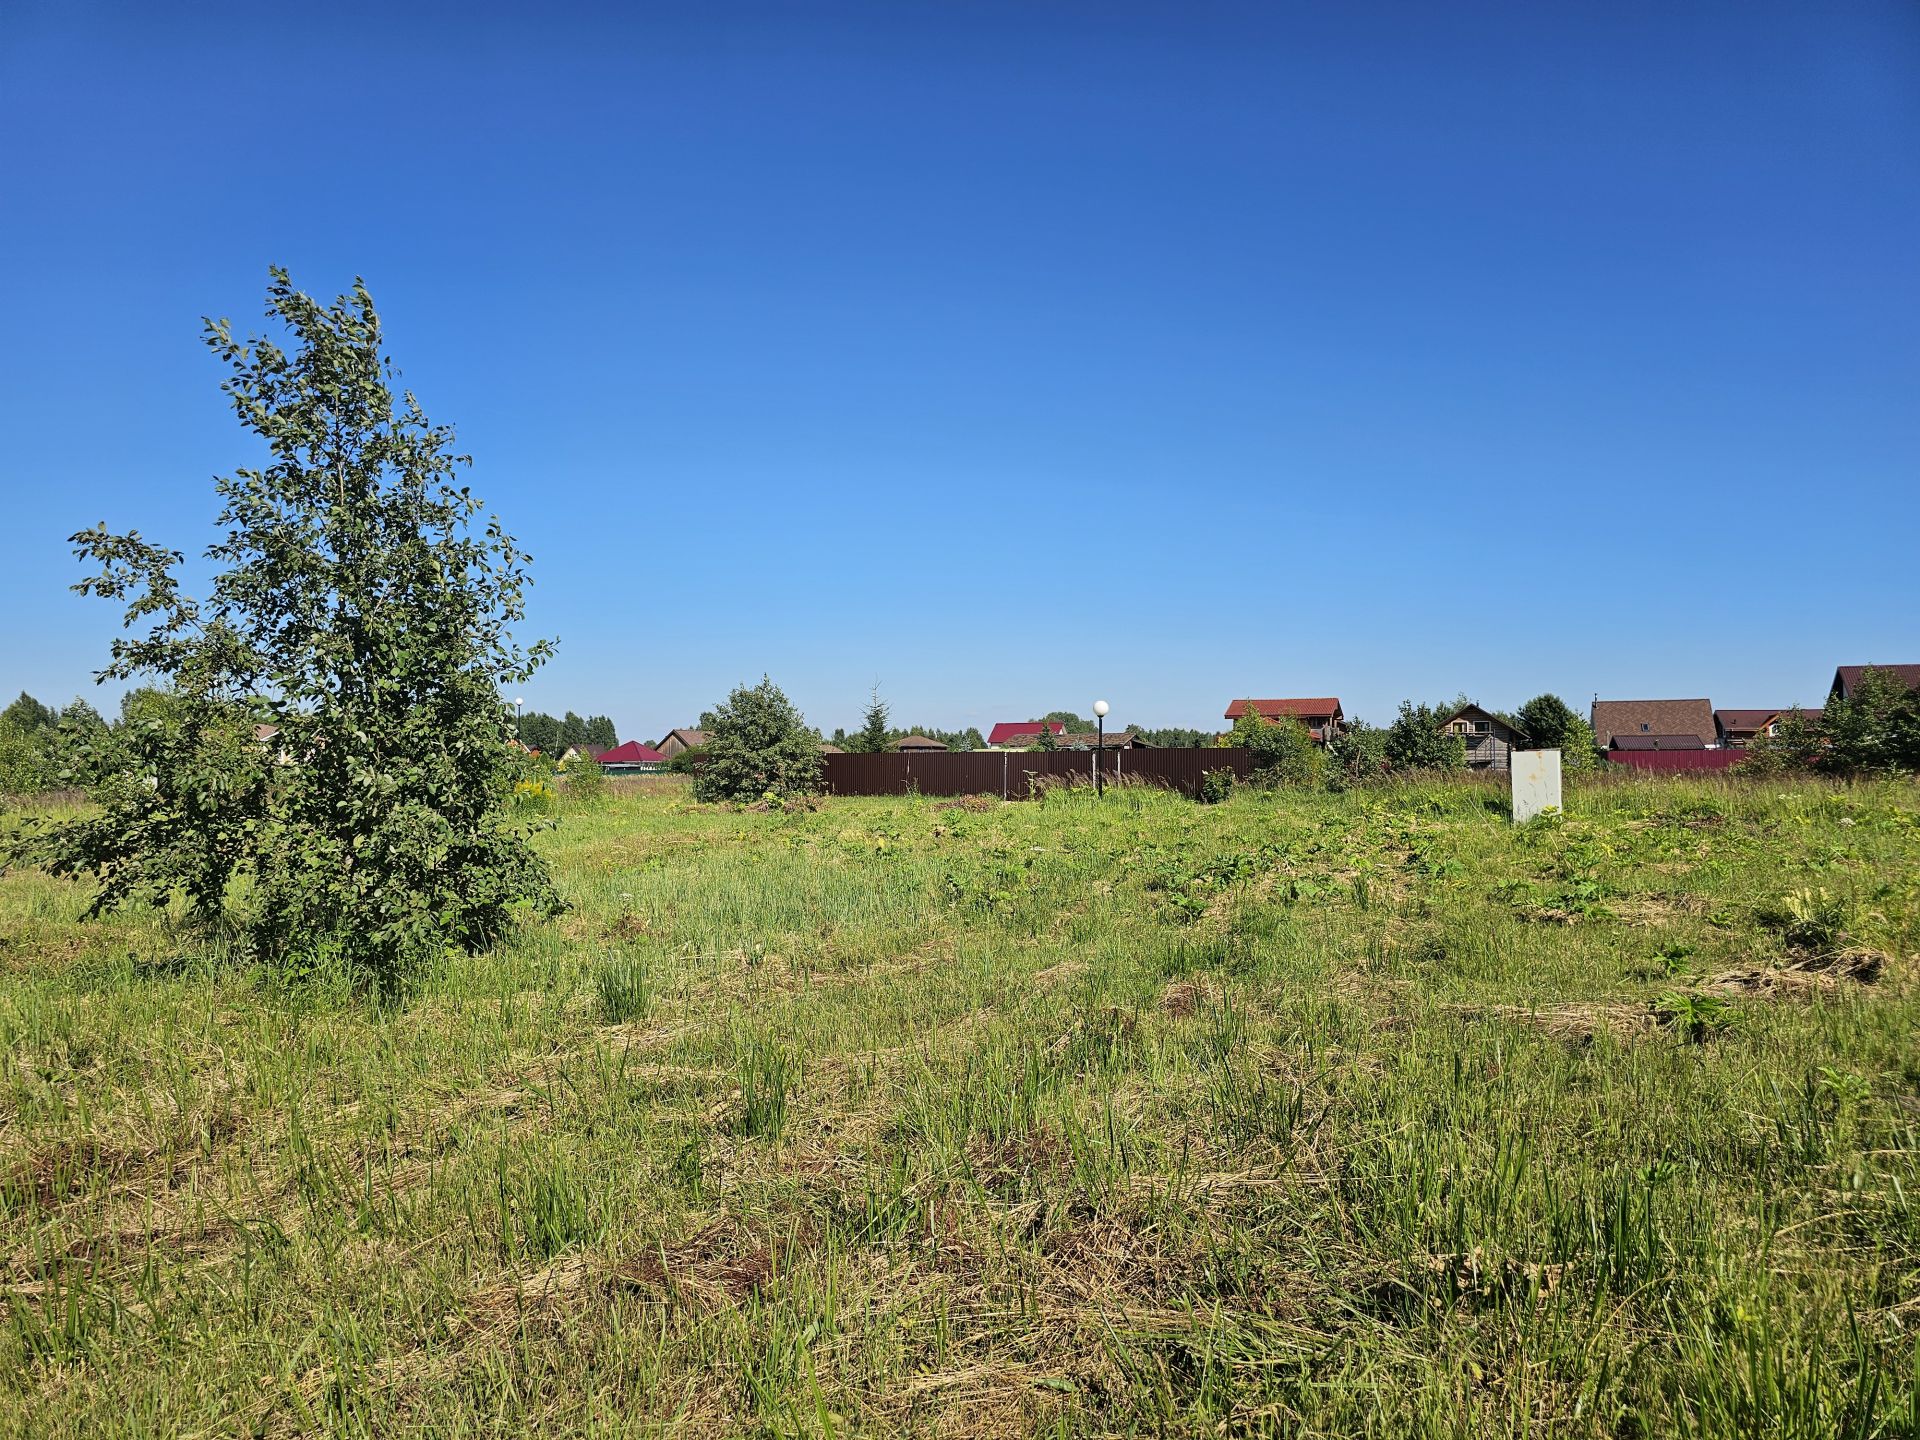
xmin=1197 ymin=767 xmax=1236 ymax=804
xmin=1134 ymin=726 xmax=1213 ymax=749
xmin=1757 ymin=887 xmax=1851 ymax=951
xmin=1822 ymin=668 xmax=1920 ymax=775
xmin=1515 ymin=693 xmax=1598 ymax=773
xmin=0 ymin=693 xmax=57 ymax=734
xmin=1032 ymin=725 xmax=1058 ymax=752
xmin=1384 ymin=701 xmax=1468 ymax=772
xmin=595 ymin=955 xmax=651 ymax=1023
xmin=1224 ymin=709 xmax=1326 ymax=787
xmin=1328 ymin=720 xmax=1389 ymax=785
xmin=6 ymin=270 xmax=559 ymax=991
xmin=1742 ymin=708 xmax=1825 ymax=775
xmin=854 ymin=687 xmax=891 ymax=754
xmin=691 ymin=676 xmax=823 ymax=803
xmin=559 ymin=751 xmax=607 ymax=805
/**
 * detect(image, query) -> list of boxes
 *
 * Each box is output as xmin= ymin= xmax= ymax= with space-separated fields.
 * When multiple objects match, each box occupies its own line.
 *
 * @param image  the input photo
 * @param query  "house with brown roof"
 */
xmin=1441 ymin=704 xmax=1528 ymax=771
xmin=1830 ymin=665 xmax=1920 ymax=702
xmin=1590 ymin=699 xmax=1717 ymax=751
xmin=655 ymin=728 xmax=709 ymax=758
xmin=891 ymin=735 xmax=948 ymax=752
xmin=1223 ymin=698 xmax=1345 ymax=743
xmin=1714 ymin=710 xmax=1789 ymax=748
xmin=1055 ymin=731 xmax=1146 ymax=751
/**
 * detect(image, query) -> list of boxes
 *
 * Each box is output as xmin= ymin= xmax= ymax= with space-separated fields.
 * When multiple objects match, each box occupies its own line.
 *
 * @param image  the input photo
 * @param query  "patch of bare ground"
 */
xmin=1159 ymin=976 xmax=1214 ymax=1018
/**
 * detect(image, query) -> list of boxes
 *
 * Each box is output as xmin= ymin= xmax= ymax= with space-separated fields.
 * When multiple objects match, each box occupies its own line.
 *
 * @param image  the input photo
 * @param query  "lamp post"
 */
xmin=514 ymin=695 xmax=524 ymax=744
xmin=1093 ymin=699 xmax=1109 ymax=796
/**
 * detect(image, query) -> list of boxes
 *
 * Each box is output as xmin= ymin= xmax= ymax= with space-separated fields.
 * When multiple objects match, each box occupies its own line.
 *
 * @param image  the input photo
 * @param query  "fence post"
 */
xmin=1001 ymin=751 xmax=1008 ymax=801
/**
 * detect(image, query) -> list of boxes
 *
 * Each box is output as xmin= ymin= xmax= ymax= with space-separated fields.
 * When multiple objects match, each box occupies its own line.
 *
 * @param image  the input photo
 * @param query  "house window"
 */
xmin=1640 ymin=723 xmax=1650 ymax=732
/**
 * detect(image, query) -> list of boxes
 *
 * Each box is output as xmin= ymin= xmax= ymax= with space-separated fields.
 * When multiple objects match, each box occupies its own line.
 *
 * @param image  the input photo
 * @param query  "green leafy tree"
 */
xmin=1033 ymin=725 xmax=1058 ymax=752
xmin=1743 ymin=708 xmax=1826 ymax=776
xmin=8 ymin=269 xmax=557 ymax=990
xmin=585 ymin=714 xmax=618 ymax=750
xmin=854 ymin=687 xmax=891 ymax=754
xmin=559 ymin=711 xmax=587 ymax=748
xmin=520 ymin=710 xmax=561 ymax=755
xmin=1224 ymin=709 xmax=1326 ymax=787
xmin=1 ymin=692 xmax=57 ymax=734
xmin=692 ymin=677 xmax=823 ymax=802
xmin=1384 ymin=701 xmax=1467 ymax=772
xmin=1514 ymin=693 xmax=1597 ymax=773
xmin=1820 ymin=668 xmax=1920 ymax=775
xmin=1040 ymin=710 xmax=1091 ymax=732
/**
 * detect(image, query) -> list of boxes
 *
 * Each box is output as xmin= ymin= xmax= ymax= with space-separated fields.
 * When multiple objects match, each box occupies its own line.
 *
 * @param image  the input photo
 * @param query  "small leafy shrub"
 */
xmin=562 ymin=754 xmax=607 ymax=806
xmin=1757 ymin=887 xmax=1850 ymax=951
xmin=1198 ymin=768 xmax=1236 ymax=804
xmin=595 ymin=955 xmax=651 ymax=1022
xmin=1223 ymin=710 xmax=1325 ymax=787
xmin=1654 ymin=991 xmax=1735 ymax=1042
xmin=513 ymin=777 xmax=556 ymax=812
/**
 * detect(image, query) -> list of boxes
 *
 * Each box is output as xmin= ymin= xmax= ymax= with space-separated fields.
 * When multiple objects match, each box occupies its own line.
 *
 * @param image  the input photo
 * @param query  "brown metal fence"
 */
xmin=821 ymin=748 xmax=1253 ymax=799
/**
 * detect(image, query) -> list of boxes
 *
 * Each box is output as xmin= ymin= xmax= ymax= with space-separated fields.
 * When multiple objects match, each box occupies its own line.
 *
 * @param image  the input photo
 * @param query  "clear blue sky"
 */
xmin=4 ymin=2 xmax=1916 ymax=741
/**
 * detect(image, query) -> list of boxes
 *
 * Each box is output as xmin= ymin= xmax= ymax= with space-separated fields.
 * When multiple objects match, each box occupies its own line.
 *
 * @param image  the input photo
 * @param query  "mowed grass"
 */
xmin=2 ymin=776 xmax=1918 ymax=1437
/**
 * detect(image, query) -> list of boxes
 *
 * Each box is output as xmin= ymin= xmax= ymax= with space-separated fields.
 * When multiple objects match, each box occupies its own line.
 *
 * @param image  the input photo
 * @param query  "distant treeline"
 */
xmin=513 ymin=709 xmax=618 ymax=754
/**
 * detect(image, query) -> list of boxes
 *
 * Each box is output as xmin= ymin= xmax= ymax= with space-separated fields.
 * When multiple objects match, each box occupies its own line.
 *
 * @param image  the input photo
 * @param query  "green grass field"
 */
xmin=2 ymin=776 xmax=1918 ymax=1437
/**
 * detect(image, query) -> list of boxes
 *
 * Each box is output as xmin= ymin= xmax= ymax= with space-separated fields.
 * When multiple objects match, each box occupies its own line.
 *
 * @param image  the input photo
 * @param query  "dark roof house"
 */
xmin=892 ymin=735 xmax=948 ymax=752
xmin=1590 ymin=699 xmax=1716 ymax=750
xmin=1054 ymin=731 xmax=1144 ymax=750
xmin=1830 ymin=665 xmax=1920 ymax=702
xmin=1713 ymin=709 xmax=1788 ymax=747
xmin=1610 ymin=734 xmax=1707 ymax=751
xmin=655 ymin=728 xmax=710 ymax=758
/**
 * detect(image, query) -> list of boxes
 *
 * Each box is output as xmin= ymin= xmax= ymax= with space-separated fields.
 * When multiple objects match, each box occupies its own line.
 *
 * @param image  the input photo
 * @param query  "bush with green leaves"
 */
xmin=1223 ymin=709 xmax=1326 ymax=787
xmin=6 ymin=270 xmax=558 ymax=990
xmin=1327 ymin=720 xmax=1389 ymax=786
xmin=691 ymin=677 xmax=823 ymax=803
xmin=1383 ymin=701 xmax=1468 ymax=772
xmin=1514 ymin=693 xmax=1598 ymax=772
xmin=1821 ymin=668 xmax=1920 ymax=775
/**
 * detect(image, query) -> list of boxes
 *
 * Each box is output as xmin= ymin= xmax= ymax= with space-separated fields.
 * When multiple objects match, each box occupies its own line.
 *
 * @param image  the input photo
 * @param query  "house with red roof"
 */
xmin=1223 ymin=698 xmax=1346 ymax=744
xmin=595 ymin=740 xmax=668 ymax=771
xmin=986 ymin=721 xmax=1066 ymax=749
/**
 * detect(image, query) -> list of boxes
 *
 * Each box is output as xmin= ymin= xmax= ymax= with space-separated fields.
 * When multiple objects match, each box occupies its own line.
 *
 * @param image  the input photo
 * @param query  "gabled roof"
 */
xmin=1713 ymin=709 xmax=1781 ymax=731
xmin=1589 ymin=699 xmax=1715 ymax=749
xmin=1055 ymin=731 xmax=1139 ymax=749
xmin=1831 ymin=665 xmax=1920 ymax=700
xmin=1443 ymin=703 xmax=1528 ymax=739
xmin=657 ymin=728 xmax=709 ymax=749
xmin=987 ymin=721 xmax=1066 ymax=746
xmin=1224 ymin=698 xmax=1343 ymax=721
xmin=892 ymin=735 xmax=948 ymax=750
xmin=1610 ymin=734 xmax=1707 ymax=751
xmin=597 ymin=740 xmax=666 ymax=765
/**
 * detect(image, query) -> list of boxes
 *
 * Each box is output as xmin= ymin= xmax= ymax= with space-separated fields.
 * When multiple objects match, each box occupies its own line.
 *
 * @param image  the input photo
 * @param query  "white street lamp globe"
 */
xmin=1093 ymin=700 xmax=1109 ymax=718
xmin=514 ymin=696 xmax=524 ymax=706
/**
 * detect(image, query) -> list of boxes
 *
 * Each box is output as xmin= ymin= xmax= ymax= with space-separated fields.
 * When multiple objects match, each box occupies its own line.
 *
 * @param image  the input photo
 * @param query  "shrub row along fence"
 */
xmin=821 ymin=747 xmax=1254 ymax=799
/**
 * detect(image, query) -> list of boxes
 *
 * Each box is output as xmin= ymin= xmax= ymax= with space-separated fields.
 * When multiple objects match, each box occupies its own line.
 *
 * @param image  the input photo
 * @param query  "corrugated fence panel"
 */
xmin=822 ymin=748 xmax=1254 ymax=798
xmin=1605 ymin=750 xmax=1748 ymax=772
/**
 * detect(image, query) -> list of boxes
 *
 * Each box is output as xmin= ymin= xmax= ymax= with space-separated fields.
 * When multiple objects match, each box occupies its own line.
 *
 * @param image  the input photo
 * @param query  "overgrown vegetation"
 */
xmin=2 ymin=774 xmax=1915 ymax=1435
